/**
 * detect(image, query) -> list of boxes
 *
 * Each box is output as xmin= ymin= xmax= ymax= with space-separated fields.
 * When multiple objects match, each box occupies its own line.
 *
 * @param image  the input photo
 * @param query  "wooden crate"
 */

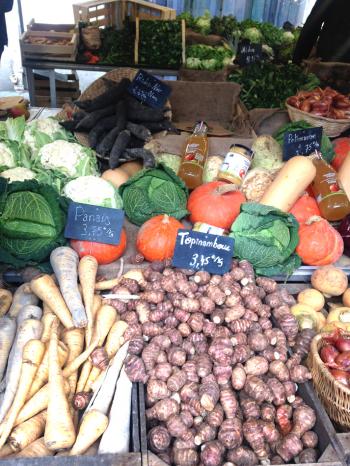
xmin=73 ymin=0 xmax=176 ymax=29
xmin=34 ymin=71 xmax=81 ymax=107
xmin=27 ymin=18 xmax=76 ymax=33
xmin=20 ymin=29 xmax=78 ymax=62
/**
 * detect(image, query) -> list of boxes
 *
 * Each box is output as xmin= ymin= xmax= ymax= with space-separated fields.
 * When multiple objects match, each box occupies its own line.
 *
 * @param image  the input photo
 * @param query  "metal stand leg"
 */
xmin=26 ymin=66 xmax=36 ymax=106
xmin=49 ymin=69 xmax=57 ymax=108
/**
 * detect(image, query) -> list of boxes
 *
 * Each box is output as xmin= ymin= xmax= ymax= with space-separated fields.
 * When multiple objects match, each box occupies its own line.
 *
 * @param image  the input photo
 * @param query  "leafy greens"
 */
xmin=0 ymin=178 xmax=68 ymax=268
xmin=230 ymin=202 xmax=301 ymax=276
xmin=119 ymin=164 xmax=188 ymax=226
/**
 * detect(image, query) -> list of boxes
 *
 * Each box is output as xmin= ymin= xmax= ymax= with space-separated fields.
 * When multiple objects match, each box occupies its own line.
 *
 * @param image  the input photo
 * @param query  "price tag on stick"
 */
xmin=128 ymin=69 xmax=171 ymax=109
xmin=64 ymin=202 xmax=124 ymax=246
xmin=283 ymin=126 xmax=323 ymax=160
xmin=172 ymin=230 xmax=235 ymax=275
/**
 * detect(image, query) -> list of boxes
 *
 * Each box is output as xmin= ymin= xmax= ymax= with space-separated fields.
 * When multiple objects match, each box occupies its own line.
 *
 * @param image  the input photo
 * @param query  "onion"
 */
xmin=329 ymin=369 xmax=349 ymax=386
xmin=335 ymin=336 xmax=350 ymax=353
xmin=320 ymin=345 xmax=339 ymax=367
xmin=335 ymin=351 xmax=350 ymax=371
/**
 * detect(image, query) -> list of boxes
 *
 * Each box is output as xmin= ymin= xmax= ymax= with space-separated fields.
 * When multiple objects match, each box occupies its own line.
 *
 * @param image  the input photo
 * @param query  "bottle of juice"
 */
xmin=178 ymin=121 xmax=208 ymax=190
xmin=311 ymin=152 xmax=350 ymax=221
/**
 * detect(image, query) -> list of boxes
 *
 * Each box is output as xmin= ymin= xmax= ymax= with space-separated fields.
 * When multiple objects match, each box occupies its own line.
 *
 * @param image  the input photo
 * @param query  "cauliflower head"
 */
xmin=63 ymin=176 xmax=123 ymax=209
xmin=0 ymin=167 xmax=36 ymax=182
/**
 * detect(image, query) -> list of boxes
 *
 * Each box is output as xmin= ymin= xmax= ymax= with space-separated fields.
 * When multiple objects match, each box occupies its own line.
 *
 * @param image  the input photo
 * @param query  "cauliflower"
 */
xmin=185 ymin=57 xmax=202 ymax=70
xmin=203 ymin=156 xmax=222 ymax=183
xmin=242 ymin=27 xmax=263 ymax=44
xmin=63 ymin=176 xmax=123 ymax=209
xmin=0 ymin=167 xmax=36 ymax=182
xmin=0 ymin=142 xmax=16 ymax=168
xmin=155 ymin=153 xmax=181 ymax=174
xmin=38 ymin=140 xmax=98 ymax=179
xmin=24 ymin=117 xmax=72 ymax=152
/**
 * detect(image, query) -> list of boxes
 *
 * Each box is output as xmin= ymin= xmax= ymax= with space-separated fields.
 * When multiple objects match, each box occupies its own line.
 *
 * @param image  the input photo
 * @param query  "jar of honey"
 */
xmin=218 ymin=144 xmax=253 ymax=186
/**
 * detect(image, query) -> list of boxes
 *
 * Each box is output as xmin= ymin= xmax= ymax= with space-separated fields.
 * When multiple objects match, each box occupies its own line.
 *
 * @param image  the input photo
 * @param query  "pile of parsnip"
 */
xmin=0 ymin=246 xmax=133 ymax=459
xmin=110 ymin=260 xmax=320 ymax=466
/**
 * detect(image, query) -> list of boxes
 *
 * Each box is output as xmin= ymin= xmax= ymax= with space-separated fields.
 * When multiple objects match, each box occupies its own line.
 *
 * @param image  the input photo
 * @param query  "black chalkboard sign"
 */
xmin=172 ymin=230 xmax=235 ymax=275
xmin=128 ymin=70 xmax=171 ymax=109
xmin=283 ymin=126 xmax=323 ymax=160
xmin=64 ymin=202 xmax=124 ymax=246
xmin=237 ymin=41 xmax=262 ymax=66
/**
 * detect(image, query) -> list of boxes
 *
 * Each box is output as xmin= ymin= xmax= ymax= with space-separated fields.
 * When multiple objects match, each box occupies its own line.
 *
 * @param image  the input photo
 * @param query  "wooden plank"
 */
xmin=35 ymin=88 xmax=80 ymax=98
xmin=134 ymin=16 xmax=139 ymax=65
xmin=181 ymin=18 xmax=186 ymax=65
xmin=2 ymin=453 xmax=141 ymax=466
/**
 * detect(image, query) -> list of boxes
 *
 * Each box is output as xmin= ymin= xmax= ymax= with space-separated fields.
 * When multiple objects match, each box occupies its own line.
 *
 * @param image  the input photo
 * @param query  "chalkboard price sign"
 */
xmin=172 ymin=230 xmax=235 ymax=275
xmin=64 ymin=202 xmax=124 ymax=246
xmin=237 ymin=41 xmax=262 ymax=66
xmin=283 ymin=126 xmax=323 ymax=160
xmin=128 ymin=70 xmax=171 ymax=109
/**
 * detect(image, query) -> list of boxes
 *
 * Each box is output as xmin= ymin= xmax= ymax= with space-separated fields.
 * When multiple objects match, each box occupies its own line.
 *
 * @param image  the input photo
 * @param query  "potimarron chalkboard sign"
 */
xmin=64 ymin=202 xmax=124 ymax=246
xmin=128 ymin=69 xmax=171 ymax=109
xmin=283 ymin=126 xmax=323 ymax=160
xmin=172 ymin=229 xmax=235 ymax=275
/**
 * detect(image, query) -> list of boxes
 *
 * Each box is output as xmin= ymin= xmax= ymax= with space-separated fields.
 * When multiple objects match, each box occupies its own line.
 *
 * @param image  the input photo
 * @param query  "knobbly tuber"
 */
xmin=299 ymin=447 xmax=318 ymax=463
xmin=116 ymin=260 xmax=319 ymax=465
xmin=276 ymin=433 xmax=303 ymax=462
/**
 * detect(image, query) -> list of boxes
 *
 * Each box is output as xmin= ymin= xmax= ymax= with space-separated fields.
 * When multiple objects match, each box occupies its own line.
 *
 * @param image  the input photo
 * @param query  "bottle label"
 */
xmin=184 ymin=143 xmax=205 ymax=165
xmin=193 ymin=222 xmax=225 ymax=235
xmin=219 ymin=151 xmax=251 ymax=182
xmin=316 ymin=173 xmax=344 ymax=202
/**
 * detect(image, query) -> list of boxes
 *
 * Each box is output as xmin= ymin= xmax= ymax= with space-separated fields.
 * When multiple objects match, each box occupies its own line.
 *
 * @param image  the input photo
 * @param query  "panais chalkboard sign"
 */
xmin=237 ymin=41 xmax=262 ymax=66
xmin=283 ymin=126 xmax=323 ymax=160
xmin=172 ymin=229 xmax=234 ymax=275
xmin=64 ymin=202 xmax=124 ymax=246
xmin=128 ymin=70 xmax=171 ymax=109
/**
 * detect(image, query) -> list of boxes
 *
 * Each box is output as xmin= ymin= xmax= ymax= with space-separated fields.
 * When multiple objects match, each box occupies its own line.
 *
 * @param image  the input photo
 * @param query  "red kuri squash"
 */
xmin=187 ymin=181 xmax=246 ymax=230
xmin=289 ymin=193 xmax=321 ymax=225
xmin=296 ymin=216 xmax=344 ymax=266
xmin=332 ymin=137 xmax=350 ymax=171
xmin=136 ymin=215 xmax=183 ymax=262
xmin=70 ymin=228 xmax=127 ymax=265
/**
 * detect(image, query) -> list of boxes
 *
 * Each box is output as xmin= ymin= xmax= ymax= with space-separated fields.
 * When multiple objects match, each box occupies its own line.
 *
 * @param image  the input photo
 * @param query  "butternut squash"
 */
xmin=337 ymin=154 xmax=350 ymax=201
xmin=260 ymin=156 xmax=316 ymax=212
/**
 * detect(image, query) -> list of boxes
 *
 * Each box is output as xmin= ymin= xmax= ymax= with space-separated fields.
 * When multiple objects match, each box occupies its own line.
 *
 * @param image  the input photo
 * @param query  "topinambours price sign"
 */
xmin=172 ymin=230 xmax=235 ymax=275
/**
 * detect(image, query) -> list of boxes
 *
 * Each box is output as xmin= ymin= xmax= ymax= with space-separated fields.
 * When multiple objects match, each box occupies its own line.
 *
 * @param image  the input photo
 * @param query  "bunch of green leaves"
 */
xmin=228 ymin=63 xmax=320 ymax=109
xmin=98 ymin=22 xmax=135 ymax=65
xmin=0 ymin=178 xmax=68 ymax=268
xmin=259 ymin=22 xmax=284 ymax=48
xmin=186 ymin=44 xmax=233 ymax=70
xmin=210 ymin=15 xmax=239 ymax=39
xmin=177 ymin=11 xmax=196 ymax=30
xmin=119 ymin=164 xmax=188 ymax=226
xmin=230 ymin=202 xmax=301 ymax=276
xmin=239 ymin=19 xmax=261 ymax=32
xmin=139 ymin=20 xmax=182 ymax=69
xmin=0 ymin=117 xmax=31 ymax=170
xmin=193 ymin=10 xmax=211 ymax=35
xmin=274 ymin=121 xmax=335 ymax=163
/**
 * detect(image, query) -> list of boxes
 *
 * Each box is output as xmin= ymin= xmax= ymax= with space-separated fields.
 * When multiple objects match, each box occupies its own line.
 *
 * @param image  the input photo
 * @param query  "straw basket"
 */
xmin=286 ymin=102 xmax=350 ymax=138
xmin=308 ymin=333 xmax=350 ymax=429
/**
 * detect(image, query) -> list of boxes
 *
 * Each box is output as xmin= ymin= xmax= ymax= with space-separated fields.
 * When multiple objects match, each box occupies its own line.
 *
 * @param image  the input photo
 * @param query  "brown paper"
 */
xmin=155 ymin=134 xmax=253 ymax=158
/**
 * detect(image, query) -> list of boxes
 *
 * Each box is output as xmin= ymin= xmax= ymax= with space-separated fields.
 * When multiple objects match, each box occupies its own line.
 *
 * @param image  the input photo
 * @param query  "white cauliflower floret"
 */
xmin=24 ymin=118 xmax=63 ymax=151
xmin=0 ymin=142 xmax=16 ymax=168
xmin=63 ymin=176 xmax=123 ymax=209
xmin=0 ymin=167 xmax=36 ymax=182
xmin=39 ymin=140 xmax=92 ymax=178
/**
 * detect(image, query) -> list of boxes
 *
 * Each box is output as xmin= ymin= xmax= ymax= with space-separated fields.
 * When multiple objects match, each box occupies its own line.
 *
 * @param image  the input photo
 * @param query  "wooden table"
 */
xmin=23 ymin=59 xmax=179 ymax=108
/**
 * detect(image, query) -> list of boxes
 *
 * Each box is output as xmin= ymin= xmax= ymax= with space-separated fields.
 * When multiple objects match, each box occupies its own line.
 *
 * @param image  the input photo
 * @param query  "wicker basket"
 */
xmin=308 ymin=333 xmax=350 ymax=429
xmin=286 ymin=102 xmax=350 ymax=138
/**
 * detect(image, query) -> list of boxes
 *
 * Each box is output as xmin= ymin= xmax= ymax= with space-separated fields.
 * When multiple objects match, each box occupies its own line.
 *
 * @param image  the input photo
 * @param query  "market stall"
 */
xmin=2 ymin=2 xmax=350 ymax=462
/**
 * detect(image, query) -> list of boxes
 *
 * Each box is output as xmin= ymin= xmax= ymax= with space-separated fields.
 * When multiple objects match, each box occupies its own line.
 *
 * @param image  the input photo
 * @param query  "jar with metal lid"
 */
xmin=218 ymin=144 xmax=253 ymax=186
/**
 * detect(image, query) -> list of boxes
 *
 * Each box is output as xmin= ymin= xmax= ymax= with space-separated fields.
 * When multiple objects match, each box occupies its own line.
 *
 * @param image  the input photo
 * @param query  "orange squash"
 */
xmin=136 ymin=215 xmax=183 ymax=262
xmin=187 ymin=181 xmax=246 ymax=230
xmin=70 ymin=228 xmax=127 ymax=265
xmin=296 ymin=216 xmax=344 ymax=266
xmin=332 ymin=138 xmax=350 ymax=171
xmin=289 ymin=193 xmax=321 ymax=225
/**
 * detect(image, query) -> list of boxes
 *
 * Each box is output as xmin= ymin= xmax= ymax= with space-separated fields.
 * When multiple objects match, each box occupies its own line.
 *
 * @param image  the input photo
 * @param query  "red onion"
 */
xmin=335 ymin=336 xmax=350 ymax=353
xmin=335 ymin=351 xmax=350 ymax=371
xmin=329 ymin=369 xmax=349 ymax=386
xmin=320 ymin=345 xmax=339 ymax=367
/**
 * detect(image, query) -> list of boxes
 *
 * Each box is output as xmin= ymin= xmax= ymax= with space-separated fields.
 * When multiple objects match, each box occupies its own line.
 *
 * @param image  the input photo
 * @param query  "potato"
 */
xmin=343 ymin=288 xmax=350 ymax=307
xmin=297 ymin=288 xmax=325 ymax=311
xmin=102 ymin=168 xmax=129 ymax=188
xmin=311 ymin=266 xmax=348 ymax=297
